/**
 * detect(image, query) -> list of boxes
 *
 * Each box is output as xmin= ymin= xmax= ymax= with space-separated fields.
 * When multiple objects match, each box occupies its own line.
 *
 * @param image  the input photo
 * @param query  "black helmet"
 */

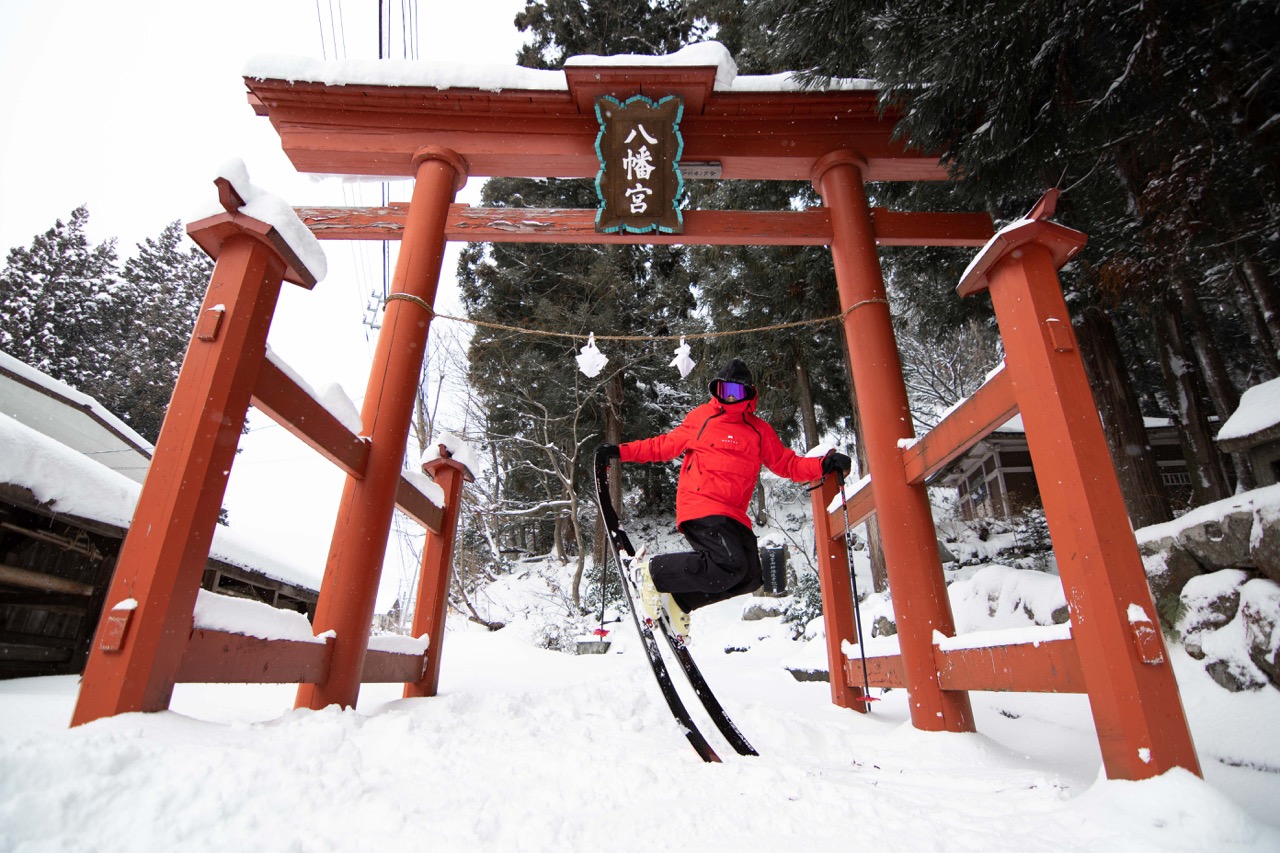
xmin=709 ymin=358 xmax=757 ymax=403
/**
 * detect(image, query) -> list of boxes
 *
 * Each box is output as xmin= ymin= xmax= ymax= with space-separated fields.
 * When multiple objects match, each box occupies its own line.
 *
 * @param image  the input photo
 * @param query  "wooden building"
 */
xmin=0 ymin=351 xmax=317 ymax=679
xmin=940 ymin=414 xmax=1192 ymax=521
xmin=1217 ymin=377 xmax=1280 ymax=487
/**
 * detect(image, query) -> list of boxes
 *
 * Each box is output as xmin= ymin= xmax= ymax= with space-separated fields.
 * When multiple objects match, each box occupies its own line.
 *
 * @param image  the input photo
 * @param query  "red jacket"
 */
xmin=620 ymin=397 xmax=825 ymax=529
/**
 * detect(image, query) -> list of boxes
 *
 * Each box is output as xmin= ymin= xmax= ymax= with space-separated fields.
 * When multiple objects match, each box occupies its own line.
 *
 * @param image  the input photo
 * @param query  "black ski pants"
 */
xmin=650 ymin=515 xmax=761 ymax=613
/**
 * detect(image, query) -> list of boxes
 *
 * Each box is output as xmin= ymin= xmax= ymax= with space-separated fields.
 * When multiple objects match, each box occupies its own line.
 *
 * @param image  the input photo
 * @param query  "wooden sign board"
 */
xmin=594 ymin=95 xmax=684 ymax=234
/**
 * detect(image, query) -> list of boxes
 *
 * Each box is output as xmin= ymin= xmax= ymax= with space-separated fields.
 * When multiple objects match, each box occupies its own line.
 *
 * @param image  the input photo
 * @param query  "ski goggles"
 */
xmin=715 ymin=380 xmax=752 ymax=401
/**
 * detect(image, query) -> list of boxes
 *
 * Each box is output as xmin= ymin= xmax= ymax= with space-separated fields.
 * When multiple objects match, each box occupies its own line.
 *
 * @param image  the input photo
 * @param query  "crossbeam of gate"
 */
xmin=295 ymin=204 xmax=995 ymax=247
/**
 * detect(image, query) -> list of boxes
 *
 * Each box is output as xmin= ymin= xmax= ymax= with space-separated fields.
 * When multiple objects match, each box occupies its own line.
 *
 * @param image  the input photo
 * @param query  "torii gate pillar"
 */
xmin=958 ymin=202 xmax=1201 ymax=778
xmin=813 ymin=151 xmax=976 ymax=733
xmin=405 ymin=454 xmax=472 ymax=698
xmin=72 ymin=208 xmax=313 ymax=725
xmin=297 ymin=147 xmax=467 ymax=711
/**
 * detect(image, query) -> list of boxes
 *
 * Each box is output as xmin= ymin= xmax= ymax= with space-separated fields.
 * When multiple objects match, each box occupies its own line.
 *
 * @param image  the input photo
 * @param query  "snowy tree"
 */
xmin=0 ymin=207 xmax=122 ymax=393
xmin=459 ymin=2 xmax=698 ymax=606
xmin=748 ymin=0 xmax=1280 ymax=519
xmin=0 ymin=213 xmax=213 ymax=444
xmin=103 ymin=222 xmax=213 ymax=442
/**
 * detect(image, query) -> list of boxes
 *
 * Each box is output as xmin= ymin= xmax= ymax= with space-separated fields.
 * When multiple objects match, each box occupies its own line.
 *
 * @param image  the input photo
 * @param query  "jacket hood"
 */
xmin=708 ymin=358 xmax=757 ymax=402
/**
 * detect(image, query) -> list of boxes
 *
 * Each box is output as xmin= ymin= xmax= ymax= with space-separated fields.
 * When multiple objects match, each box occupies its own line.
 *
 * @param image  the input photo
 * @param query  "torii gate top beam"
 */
xmin=243 ymin=51 xmax=948 ymax=184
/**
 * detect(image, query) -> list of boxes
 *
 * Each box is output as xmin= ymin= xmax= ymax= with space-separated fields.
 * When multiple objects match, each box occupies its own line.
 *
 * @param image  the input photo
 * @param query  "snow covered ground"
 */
xmin=2 ymin=592 xmax=1279 ymax=852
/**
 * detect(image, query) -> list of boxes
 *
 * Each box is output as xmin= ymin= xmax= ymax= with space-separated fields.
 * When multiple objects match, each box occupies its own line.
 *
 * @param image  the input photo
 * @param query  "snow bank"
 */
xmin=192 ymin=589 xmax=325 ymax=643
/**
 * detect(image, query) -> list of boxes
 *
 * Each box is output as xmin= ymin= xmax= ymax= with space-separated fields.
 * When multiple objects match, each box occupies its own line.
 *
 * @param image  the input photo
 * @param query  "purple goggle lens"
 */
xmin=717 ymin=380 xmax=750 ymax=400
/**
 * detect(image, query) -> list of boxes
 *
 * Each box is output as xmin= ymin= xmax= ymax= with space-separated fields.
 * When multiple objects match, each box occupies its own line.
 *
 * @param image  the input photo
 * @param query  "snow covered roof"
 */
xmin=0 ymin=410 xmax=317 ymax=590
xmin=1217 ymin=377 xmax=1280 ymax=452
xmin=992 ymin=414 xmax=1177 ymax=435
xmin=0 ymin=350 xmax=153 ymax=484
xmin=243 ymin=41 xmax=877 ymax=94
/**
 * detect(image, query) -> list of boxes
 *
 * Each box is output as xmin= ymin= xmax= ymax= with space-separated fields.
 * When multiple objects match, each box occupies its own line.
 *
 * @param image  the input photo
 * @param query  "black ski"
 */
xmin=652 ymin=608 xmax=758 ymax=757
xmin=595 ymin=458 xmax=756 ymax=759
xmin=594 ymin=458 xmax=720 ymax=762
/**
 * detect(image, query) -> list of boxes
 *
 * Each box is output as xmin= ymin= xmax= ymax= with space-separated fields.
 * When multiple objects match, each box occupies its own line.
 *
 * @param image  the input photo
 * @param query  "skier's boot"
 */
xmin=629 ymin=549 xmax=662 ymax=626
xmin=663 ymin=595 xmax=691 ymax=640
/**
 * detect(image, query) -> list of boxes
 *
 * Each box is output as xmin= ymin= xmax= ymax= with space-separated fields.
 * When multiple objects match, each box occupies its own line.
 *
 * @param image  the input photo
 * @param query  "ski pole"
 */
xmin=837 ymin=473 xmax=876 ymax=706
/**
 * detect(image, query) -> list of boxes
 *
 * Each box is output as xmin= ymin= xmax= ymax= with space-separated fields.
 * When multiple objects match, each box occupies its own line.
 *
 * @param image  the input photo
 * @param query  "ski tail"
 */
xmin=595 ymin=458 xmax=721 ymax=763
xmin=655 ymin=613 xmax=758 ymax=757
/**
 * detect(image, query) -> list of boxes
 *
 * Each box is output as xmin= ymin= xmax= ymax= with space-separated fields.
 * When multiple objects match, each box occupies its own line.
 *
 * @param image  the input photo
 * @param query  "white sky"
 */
xmin=0 ymin=0 xmax=532 ymax=609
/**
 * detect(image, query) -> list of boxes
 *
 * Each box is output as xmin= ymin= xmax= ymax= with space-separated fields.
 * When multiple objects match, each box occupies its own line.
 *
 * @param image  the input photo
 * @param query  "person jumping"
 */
xmin=596 ymin=357 xmax=851 ymax=636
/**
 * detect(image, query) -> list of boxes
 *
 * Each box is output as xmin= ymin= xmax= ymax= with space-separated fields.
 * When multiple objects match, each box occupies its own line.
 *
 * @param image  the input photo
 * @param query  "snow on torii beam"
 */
xmin=243 ymin=55 xmax=951 ymax=183
xmin=293 ymin=204 xmax=995 ymax=247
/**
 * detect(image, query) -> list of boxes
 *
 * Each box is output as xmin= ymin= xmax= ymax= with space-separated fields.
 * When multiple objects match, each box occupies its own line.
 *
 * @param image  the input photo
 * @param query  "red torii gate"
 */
xmin=72 ymin=52 xmax=1199 ymax=781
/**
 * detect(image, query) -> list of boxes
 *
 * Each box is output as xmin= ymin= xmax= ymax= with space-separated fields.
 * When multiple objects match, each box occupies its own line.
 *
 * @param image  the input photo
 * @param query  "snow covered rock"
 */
xmin=1177 ymin=570 xmax=1280 ymax=692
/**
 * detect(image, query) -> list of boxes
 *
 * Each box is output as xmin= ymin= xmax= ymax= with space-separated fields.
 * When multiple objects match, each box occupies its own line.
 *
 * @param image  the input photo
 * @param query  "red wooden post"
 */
xmin=960 ymin=214 xmax=1201 ymax=779
xmin=297 ymin=147 xmax=467 ymax=711
xmin=807 ymin=475 xmax=865 ymax=709
xmin=812 ymin=151 xmax=975 ymax=733
xmin=404 ymin=455 xmax=472 ymax=698
xmin=72 ymin=225 xmax=301 ymax=725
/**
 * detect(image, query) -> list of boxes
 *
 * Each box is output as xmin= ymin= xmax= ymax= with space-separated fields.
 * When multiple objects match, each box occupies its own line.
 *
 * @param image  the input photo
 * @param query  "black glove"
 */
xmin=822 ymin=450 xmax=852 ymax=479
xmin=595 ymin=444 xmax=620 ymax=466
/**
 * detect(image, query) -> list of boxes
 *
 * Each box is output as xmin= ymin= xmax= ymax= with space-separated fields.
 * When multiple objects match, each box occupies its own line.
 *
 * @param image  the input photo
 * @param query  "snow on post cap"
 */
xmin=189 ymin=158 xmax=328 ymax=283
xmin=565 ymin=41 xmax=738 ymax=88
xmin=956 ymin=188 xmax=1085 ymax=297
xmin=421 ymin=432 xmax=480 ymax=479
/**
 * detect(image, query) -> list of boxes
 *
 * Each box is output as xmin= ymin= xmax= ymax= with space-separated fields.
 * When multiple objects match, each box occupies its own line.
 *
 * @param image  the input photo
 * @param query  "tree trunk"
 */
xmin=1075 ymin=306 xmax=1172 ymax=527
xmin=1174 ymin=275 xmax=1253 ymax=491
xmin=1240 ymin=258 xmax=1280 ymax=361
xmin=1228 ymin=264 xmax=1280 ymax=381
xmin=793 ymin=346 xmax=820 ymax=449
xmin=1152 ymin=295 xmax=1232 ymax=508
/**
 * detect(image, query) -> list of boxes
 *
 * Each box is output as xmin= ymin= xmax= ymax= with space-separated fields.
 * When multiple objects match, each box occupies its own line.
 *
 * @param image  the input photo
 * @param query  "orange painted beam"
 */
xmin=176 ymin=629 xmax=427 ymax=684
xmin=298 ymin=148 xmax=466 ymax=712
xmin=252 ymin=356 xmax=371 ymax=477
xmin=246 ymin=77 xmax=950 ymax=182
xmin=935 ymin=639 xmax=1086 ymax=693
xmin=842 ymin=652 xmax=907 ymax=689
xmin=362 ymin=648 xmax=430 ymax=683
xmin=842 ymin=637 xmax=1087 ymax=693
xmin=975 ymin=214 xmax=1200 ymax=779
xmin=815 ymin=150 xmax=974 ymax=733
xmin=406 ymin=456 xmax=472 ymax=698
xmin=901 ymin=366 xmax=1019 ymax=486
xmin=294 ymin=204 xmax=993 ymax=247
xmin=178 ymin=629 xmax=332 ymax=683
xmin=823 ymin=477 xmax=876 ymax=541
xmin=251 ymin=357 xmax=444 ymax=531
xmin=396 ymin=477 xmax=445 ymax=535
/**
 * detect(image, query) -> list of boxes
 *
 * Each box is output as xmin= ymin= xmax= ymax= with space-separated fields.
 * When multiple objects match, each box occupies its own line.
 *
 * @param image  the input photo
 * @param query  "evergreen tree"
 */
xmin=105 ymin=221 xmax=213 ymax=442
xmin=0 ymin=207 xmax=122 ymax=393
xmin=459 ymin=2 xmax=697 ymax=603
xmin=0 ymin=213 xmax=213 ymax=445
xmin=748 ymin=0 xmax=1280 ymax=518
